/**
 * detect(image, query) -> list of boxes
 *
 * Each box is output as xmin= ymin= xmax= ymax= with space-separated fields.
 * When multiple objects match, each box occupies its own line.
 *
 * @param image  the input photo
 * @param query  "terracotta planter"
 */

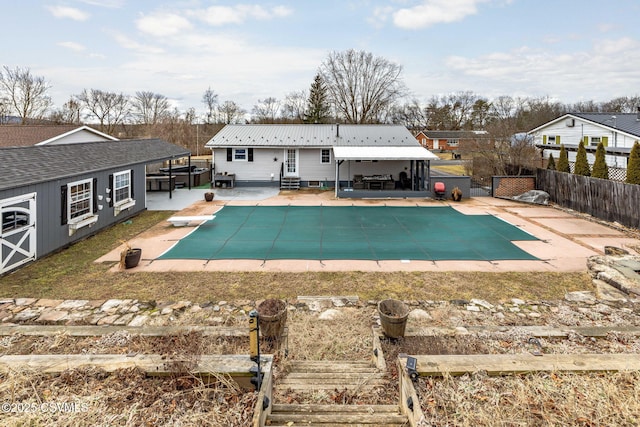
xmin=124 ymin=248 xmax=142 ymax=269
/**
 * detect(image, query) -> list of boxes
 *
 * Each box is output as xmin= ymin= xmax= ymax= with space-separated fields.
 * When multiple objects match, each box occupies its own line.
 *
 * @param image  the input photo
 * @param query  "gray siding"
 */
xmin=0 ymin=163 xmax=146 ymax=260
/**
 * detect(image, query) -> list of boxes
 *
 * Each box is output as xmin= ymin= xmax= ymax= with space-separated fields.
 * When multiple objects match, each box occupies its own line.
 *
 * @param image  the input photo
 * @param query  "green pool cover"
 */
xmin=158 ymin=206 xmax=539 ymax=261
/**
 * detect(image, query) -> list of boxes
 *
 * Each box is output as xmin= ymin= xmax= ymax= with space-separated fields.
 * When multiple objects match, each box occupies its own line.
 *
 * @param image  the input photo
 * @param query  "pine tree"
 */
xmin=574 ymin=140 xmax=590 ymax=176
xmin=591 ymin=141 xmax=609 ymax=179
xmin=627 ymin=141 xmax=640 ymax=185
xmin=304 ymin=74 xmax=332 ymax=124
xmin=546 ymin=153 xmax=556 ymax=170
xmin=557 ymin=144 xmax=570 ymax=173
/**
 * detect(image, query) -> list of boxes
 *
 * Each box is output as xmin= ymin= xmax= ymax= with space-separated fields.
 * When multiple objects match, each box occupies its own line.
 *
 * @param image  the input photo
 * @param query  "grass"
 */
xmin=0 ymin=211 xmax=593 ymax=303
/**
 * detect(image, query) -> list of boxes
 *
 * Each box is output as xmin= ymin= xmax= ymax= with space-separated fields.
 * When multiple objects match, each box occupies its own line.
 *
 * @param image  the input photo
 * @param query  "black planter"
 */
xmin=124 ymin=248 xmax=142 ymax=269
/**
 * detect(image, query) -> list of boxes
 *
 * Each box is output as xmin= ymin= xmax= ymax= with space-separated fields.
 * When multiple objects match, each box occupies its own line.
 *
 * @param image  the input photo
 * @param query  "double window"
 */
xmin=321 ymin=149 xmax=331 ymax=164
xmin=113 ymin=170 xmax=131 ymax=205
xmin=68 ymin=179 xmax=93 ymax=221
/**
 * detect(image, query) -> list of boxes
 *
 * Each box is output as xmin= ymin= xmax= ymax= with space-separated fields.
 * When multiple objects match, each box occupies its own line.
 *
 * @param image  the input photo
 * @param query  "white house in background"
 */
xmin=529 ymin=109 xmax=640 ymax=170
xmin=0 ymin=125 xmax=118 ymax=148
xmin=204 ymin=124 xmax=440 ymax=198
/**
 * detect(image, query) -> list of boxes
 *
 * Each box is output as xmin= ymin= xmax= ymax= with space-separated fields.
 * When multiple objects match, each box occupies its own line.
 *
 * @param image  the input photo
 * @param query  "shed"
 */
xmin=0 ymin=139 xmax=189 ymax=275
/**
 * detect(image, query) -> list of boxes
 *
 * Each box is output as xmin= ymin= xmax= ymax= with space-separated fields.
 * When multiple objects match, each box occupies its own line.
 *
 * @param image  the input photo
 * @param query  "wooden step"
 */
xmin=267 ymin=404 xmax=408 ymax=426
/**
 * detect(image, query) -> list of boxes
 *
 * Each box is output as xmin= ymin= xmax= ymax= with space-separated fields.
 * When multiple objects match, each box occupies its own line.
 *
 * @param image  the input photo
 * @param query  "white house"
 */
xmin=204 ymin=124 xmax=440 ymax=198
xmin=529 ymin=110 xmax=640 ymax=170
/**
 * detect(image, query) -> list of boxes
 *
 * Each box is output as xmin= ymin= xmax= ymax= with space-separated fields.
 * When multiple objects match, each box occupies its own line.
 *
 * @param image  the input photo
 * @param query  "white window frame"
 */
xmin=68 ymin=179 xmax=93 ymax=223
xmin=448 ymin=139 xmax=459 ymax=147
xmin=590 ymin=136 xmax=601 ymax=146
xmin=114 ymin=170 xmax=132 ymax=206
xmin=548 ymin=135 xmax=556 ymax=144
xmin=113 ymin=169 xmax=136 ymax=216
xmin=233 ymin=148 xmax=247 ymax=161
xmin=321 ymin=148 xmax=331 ymax=164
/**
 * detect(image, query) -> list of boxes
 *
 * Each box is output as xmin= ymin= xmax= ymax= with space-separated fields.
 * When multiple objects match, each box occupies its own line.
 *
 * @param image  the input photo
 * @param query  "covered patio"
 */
xmin=332 ymin=146 xmax=440 ymax=198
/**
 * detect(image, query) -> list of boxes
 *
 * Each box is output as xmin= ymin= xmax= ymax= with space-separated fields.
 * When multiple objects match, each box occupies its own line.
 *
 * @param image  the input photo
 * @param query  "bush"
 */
xmin=591 ymin=142 xmax=608 ymax=179
xmin=574 ymin=140 xmax=590 ymax=176
xmin=557 ymin=144 xmax=570 ymax=173
xmin=627 ymin=141 xmax=640 ymax=185
xmin=546 ymin=153 xmax=556 ymax=170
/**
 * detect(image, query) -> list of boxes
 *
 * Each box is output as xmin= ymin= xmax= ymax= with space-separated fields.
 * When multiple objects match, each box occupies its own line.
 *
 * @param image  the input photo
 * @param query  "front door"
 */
xmin=285 ymin=149 xmax=298 ymax=177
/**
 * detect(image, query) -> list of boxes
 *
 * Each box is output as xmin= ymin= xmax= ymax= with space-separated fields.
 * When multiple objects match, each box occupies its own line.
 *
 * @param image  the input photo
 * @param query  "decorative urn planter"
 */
xmin=204 ymin=192 xmax=214 ymax=202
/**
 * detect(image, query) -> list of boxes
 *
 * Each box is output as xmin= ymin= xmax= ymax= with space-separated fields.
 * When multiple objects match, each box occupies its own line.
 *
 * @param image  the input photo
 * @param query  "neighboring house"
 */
xmin=204 ymin=124 xmax=440 ymax=198
xmin=529 ymin=110 xmax=640 ymax=169
xmin=0 ymin=125 xmax=118 ymax=148
xmin=415 ymin=130 xmax=490 ymax=152
xmin=0 ymin=139 xmax=189 ymax=275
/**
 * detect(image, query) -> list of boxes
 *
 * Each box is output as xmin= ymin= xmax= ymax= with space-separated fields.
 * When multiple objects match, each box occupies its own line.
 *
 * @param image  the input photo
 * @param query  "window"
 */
xmin=590 ymin=137 xmax=601 ymax=146
xmin=548 ymin=135 xmax=556 ymax=144
xmin=114 ymin=170 xmax=131 ymax=204
xmin=234 ymin=148 xmax=247 ymax=161
xmin=321 ymin=149 xmax=331 ymax=164
xmin=68 ymin=179 xmax=93 ymax=221
xmin=448 ymin=139 xmax=459 ymax=147
xmin=2 ymin=210 xmax=29 ymax=232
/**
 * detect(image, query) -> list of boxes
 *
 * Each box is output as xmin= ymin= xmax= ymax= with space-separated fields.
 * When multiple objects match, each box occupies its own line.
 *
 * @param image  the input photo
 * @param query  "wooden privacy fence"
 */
xmin=536 ymin=169 xmax=640 ymax=230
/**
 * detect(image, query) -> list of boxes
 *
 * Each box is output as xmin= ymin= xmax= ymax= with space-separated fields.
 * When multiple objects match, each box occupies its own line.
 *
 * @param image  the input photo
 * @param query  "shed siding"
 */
xmin=0 ymin=164 xmax=146 ymax=262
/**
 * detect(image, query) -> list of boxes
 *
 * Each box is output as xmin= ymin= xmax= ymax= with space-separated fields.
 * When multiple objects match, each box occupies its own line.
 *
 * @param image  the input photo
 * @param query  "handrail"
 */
xmin=279 ymin=162 xmax=284 ymax=187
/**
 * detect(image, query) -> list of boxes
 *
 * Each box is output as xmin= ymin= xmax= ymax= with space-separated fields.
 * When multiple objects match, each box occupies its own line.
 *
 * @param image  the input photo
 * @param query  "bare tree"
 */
xmin=0 ymin=66 xmax=52 ymax=124
xmin=131 ymin=91 xmax=170 ymax=125
xmin=76 ymin=88 xmax=130 ymax=134
xmin=319 ymin=49 xmax=406 ymax=124
xmin=389 ymin=99 xmax=427 ymax=131
xmin=49 ymin=97 xmax=82 ymax=124
xmin=202 ymin=87 xmax=219 ymax=123
xmin=281 ymin=90 xmax=307 ymax=123
xmin=217 ymin=100 xmax=245 ymax=124
xmin=251 ymin=97 xmax=280 ymax=123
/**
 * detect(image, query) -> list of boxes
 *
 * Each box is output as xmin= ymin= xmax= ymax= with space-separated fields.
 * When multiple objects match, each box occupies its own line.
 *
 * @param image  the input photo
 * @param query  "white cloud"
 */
xmin=196 ymin=4 xmax=293 ymax=26
xmin=392 ymin=0 xmax=487 ymax=29
xmin=46 ymin=5 xmax=90 ymax=21
xmin=368 ymin=6 xmax=394 ymax=28
xmin=58 ymin=41 xmax=86 ymax=52
xmin=136 ymin=12 xmax=192 ymax=37
xmin=438 ymin=38 xmax=640 ymax=102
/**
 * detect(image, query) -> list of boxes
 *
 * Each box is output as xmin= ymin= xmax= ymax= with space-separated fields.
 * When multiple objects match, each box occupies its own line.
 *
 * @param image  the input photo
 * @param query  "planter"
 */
xmin=123 ymin=248 xmax=142 ymax=269
xmin=204 ymin=192 xmax=214 ymax=202
xmin=378 ymin=299 xmax=409 ymax=338
xmin=257 ymin=299 xmax=287 ymax=339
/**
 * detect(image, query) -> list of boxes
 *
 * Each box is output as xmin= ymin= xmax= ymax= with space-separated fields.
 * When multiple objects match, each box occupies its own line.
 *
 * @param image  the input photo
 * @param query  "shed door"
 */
xmin=1 ymin=193 xmax=36 ymax=275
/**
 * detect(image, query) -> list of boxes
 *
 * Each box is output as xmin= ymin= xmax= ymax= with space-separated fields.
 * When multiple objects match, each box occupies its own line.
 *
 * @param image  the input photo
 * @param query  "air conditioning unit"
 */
xmin=565 ymin=118 xmax=575 ymax=127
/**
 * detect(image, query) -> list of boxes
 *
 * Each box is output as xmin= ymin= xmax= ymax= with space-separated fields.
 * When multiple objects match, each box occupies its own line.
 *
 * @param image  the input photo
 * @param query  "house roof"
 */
xmin=333 ymin=146 xmax=439 ymax=161
xmin=420 ymin=130 xmax=489 ymax=139
xmin=0 ymin=139 xmax=190 ymax=191
xmin=205 ymin=124 xmax=421 ymax=148
xmin=0 ymin=125 xmax=118 ymax=148
xmin=529 ymin=112 xmax=640 ymax=139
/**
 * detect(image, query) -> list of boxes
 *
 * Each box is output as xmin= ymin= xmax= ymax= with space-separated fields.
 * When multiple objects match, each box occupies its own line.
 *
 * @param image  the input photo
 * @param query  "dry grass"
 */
xmin=418 ymin=371 xmax=640 ymax=426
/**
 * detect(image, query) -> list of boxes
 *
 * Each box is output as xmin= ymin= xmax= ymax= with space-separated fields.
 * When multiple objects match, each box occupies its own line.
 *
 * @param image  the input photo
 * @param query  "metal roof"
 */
xmin=421 ymin=130 xmax=489 ymax=139
xmin=333 ymin=146 xmax=439 ymax=161
xmin=0 ymin=139 xmax=190 ymax=191
xmin=204 ymin=124 xmax=421 ymax=148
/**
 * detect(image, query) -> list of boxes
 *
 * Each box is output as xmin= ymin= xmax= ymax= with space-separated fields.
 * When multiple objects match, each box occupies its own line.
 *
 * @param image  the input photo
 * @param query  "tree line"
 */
xmin=1 ymin=50 xmax=639 ymax=146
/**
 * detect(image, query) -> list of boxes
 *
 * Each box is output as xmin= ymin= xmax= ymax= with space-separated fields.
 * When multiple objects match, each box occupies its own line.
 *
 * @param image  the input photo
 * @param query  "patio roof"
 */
xmin=332 ymin=146 xmax=439 ymax=161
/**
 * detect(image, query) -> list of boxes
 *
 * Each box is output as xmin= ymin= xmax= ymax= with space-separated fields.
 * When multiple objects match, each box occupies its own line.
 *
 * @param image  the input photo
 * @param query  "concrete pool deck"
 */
xmin=98 ymin=189 xmax=640 ymax=273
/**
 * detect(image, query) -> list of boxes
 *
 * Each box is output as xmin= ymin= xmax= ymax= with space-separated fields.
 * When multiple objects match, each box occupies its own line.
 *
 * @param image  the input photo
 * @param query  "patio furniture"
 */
xmin=214 ymin=174 xmax=235 ymax=188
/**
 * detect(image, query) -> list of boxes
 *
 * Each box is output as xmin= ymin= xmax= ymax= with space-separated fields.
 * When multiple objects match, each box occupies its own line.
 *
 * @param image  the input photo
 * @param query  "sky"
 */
xmin=2 ymin=0 xmax=640 ymax=118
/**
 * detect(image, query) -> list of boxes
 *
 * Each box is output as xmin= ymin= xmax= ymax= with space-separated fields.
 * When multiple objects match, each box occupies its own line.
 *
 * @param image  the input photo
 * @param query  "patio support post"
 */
xmin=169 ymin=160 xmax=173 ymax=199
xmin=188 ymin=156 xmax=192 ymax=190
xmin=334 ymin=160 xmax=339 ymax=198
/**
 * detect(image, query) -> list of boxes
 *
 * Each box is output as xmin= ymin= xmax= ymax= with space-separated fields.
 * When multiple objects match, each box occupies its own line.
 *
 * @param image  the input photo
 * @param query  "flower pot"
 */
xmin=204 ymin=192 xmax=214 ymax=202
xmin=378 ymin=299 xmax=409 ymax=338
xmin=124 ymin=248 xmax=142 ymax=269
xmin=257 ymin=299 xmax=287 ymax=339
